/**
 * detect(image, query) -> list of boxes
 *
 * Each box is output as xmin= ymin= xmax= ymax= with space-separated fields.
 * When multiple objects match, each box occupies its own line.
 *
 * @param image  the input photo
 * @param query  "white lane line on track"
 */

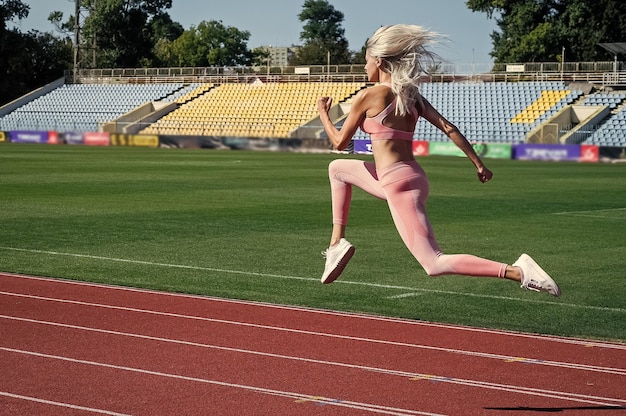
xmin=1 ymin=246 xmax=624 ymax=314
xmin=3 ymin=312 xmax=626 ymax=407
xmin=1 ymin=291 xmax=626 ymax=376
xmin=1 ymin=334 xmax=623 ymax=410
xmin=0 ymin=347 xmax=442 ymax=416
xmin=0 ymin=392 xmax=131 ymax=416
xmin=3 ymin=272 xmax=626 ymax=352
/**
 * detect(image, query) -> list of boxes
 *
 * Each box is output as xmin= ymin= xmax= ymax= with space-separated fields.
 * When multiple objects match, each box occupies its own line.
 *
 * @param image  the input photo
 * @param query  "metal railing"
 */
xmin=66 ymin=61 xmax=626 ymax=86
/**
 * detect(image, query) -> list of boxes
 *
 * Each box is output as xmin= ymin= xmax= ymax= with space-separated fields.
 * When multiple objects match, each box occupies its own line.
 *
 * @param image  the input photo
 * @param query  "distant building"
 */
xmin=265 ymin=46 xmax=300 ymax=67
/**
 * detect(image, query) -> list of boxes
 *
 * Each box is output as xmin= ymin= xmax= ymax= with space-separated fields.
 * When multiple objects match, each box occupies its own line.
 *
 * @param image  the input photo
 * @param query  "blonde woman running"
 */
xmin=317 ymin=24 xmax=560 ymax=296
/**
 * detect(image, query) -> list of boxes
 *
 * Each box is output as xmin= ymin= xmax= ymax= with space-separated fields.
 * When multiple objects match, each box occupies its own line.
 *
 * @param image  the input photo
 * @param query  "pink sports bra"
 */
xmin=360 ymin=86 xmax=418 ymax=141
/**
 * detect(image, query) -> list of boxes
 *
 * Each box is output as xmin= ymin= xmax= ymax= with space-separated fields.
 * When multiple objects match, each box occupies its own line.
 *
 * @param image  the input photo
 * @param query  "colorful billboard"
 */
xmin=513 ymin=144 xmax=581 ymax=161
xmin=10 ymin=131 xmax=49 ymax=144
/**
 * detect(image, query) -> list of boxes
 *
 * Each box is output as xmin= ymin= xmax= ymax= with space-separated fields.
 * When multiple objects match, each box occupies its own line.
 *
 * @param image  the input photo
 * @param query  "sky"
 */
xmin=12 ymin=0 xmax=498 ymax=64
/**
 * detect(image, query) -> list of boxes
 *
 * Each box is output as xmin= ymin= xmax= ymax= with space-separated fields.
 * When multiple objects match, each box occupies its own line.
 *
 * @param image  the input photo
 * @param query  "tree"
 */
xmin=0 ymin=0 xmax=28 ymax=32
xmin=0 ymin=1 xmax=72 ymax=105
xmin=149 ymin=12 xmax=183 ymax=44
xmin=51 ymin=0 xmax=180 ymax=68
xmin=466 ymin=0 xmax=626 ymax=62
xmin=87 ymin=0 xmax=175 ymax=67
xmin=155 ymin=20 xmax=253 ymax=67
xmin=291 ymin=0 xmax=351 ymax=65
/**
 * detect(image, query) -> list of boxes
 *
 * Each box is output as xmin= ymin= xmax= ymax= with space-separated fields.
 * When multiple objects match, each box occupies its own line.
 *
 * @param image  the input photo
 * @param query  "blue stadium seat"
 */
xmin=0 ymin=83 xmax=185 ymax=132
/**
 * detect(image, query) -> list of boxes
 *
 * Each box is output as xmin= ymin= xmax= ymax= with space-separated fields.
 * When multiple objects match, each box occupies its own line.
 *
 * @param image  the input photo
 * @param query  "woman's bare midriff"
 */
xmin=371 ymin=139 xmax=415 ymax=169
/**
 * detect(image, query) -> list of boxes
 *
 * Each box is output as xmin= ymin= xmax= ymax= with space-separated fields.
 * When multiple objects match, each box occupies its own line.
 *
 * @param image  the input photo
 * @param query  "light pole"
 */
xmin=73 ymin=0 xmax=80 ymax=82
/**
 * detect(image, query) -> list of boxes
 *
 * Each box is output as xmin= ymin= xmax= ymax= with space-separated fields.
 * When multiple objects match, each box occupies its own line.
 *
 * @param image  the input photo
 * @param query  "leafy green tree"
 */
xmin=87 ymin=0 xmax=172 ymax=67
xmin=51 ymin=0 xmax=179 ymax=68
xmin=555 ymin=0 xmax=626 ymax=61
xmin=352 ymin=42 xmax=367 ymax=65
xmin=149 ymin=12 xmax=183 ymax=44
xmin=466 ymin=0 xmax=626 ymax=62
xmin=0 ymin=1 xmax=72 ymax=105
xmin=291 ymin=0 xmax=351 ymax=65
xmin=0 ymin=0 xmax=28 ymax=31
xmin=250 ymin=46 xmax=270 ymax=67
xmin=156 ymin=20 xmax=253 ymax=67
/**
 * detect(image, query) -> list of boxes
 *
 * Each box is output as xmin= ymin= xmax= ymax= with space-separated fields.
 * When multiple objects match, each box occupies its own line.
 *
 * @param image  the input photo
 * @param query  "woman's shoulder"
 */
xmin=358 ymin=83 xmax=393 ymax=101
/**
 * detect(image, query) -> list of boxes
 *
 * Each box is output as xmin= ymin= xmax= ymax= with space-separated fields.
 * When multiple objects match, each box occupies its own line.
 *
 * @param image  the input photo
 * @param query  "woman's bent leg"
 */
xmin=323 ymin=159 xmax=387 ymax=282
xmin=329 ymin=159 xmax=386 ymax=226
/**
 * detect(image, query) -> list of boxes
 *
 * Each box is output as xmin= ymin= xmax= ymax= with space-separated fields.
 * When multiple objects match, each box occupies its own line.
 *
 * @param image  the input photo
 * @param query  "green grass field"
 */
xmin=1 ymin=144 xmax=625 ymax=341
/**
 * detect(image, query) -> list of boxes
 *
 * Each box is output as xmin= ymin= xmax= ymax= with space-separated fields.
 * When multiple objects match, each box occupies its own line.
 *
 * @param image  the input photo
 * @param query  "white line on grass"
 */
xmin=386 ymin=293 xmax=422 ymax=299
xmin=553 ymin=207 xmax=626 ymax=219
xmin=1 ymin=246 xmax=624 ymax=314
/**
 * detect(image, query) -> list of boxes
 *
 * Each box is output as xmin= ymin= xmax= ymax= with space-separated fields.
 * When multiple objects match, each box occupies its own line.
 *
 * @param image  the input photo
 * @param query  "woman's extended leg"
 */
xmin=379 ymin=161 xmax=508 ymax=278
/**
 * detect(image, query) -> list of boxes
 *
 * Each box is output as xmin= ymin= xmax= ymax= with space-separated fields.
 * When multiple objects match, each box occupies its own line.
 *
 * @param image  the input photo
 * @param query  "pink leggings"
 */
xmin=329 ymin=159 xmax=507 ymax=277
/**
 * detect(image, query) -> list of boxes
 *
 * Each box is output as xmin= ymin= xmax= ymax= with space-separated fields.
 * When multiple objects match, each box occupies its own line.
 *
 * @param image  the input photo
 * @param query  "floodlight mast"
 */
xmin=73 ymin=0 xmax=80 ymax=82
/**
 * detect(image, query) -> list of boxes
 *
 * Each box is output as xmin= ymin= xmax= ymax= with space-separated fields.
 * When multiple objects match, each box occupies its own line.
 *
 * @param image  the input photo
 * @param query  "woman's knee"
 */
xmin=416 ymin=252 xmax=448 ymax=277
xmin=421 ymin=262 xmax=445 ymax=277
xmin=328 ymin=159 xmax=343 ymax=175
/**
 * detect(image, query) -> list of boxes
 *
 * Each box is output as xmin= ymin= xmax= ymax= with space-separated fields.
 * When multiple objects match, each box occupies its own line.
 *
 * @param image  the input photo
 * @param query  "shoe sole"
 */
xmin=321 ymin=246 xmax=355 ymax=284
xmin=517 ymin=253 xmax=561 ymax=297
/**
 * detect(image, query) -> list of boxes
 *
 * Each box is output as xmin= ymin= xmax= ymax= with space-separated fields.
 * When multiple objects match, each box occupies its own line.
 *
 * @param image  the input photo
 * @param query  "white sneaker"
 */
xmin=321 ymin=238 xmax=355 ymax=284
xmin=513 ymin=253 xmax=561 ymax=297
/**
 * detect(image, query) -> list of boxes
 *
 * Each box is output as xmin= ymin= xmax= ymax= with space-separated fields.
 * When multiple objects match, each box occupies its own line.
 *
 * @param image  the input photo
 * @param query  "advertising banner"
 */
xmin=472 ymin=143 xmax=512 ymax=159
xmin=430 ymin=142 xmax=511 ymax=159
xmin=111 ymin=134 xmax=159 ymax=147
xmin=0 ymin=132 xmax=6 ymax=142
xmin=580 ymin=145 xmax=599 ymax=163
xmin=599 ymin=146 xmax=626 ymax=161
xmin=10 ymin=131 xmax=48 ymax=144
xmin=62 ymin=132 xmax=85 ymax=145
xmin=429 ymin=142 xmax=464 ymax=157
xmin=513 ymin=144 xmax=581 ymax=161
xmin=159 ymin=135 xmax=226 ymax=149
xmin=48 ymin=131 xmax=59 ymax=144
xmin=412 ymin=140 xmax=429 ymax=156
xmin=84 ymin=132 xmax=110 ymax=146
xmin=353 ymin=138 xmax=373 ymax=155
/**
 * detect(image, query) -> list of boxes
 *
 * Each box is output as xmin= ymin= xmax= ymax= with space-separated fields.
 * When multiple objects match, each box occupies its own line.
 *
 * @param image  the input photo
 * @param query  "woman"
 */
xmin=317 ymin=24 xmax=560 ymax=296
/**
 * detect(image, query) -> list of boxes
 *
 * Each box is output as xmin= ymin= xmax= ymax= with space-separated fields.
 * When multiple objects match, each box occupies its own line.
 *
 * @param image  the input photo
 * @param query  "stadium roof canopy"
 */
xmin=599 ymin=42 xmax=626 ymax=58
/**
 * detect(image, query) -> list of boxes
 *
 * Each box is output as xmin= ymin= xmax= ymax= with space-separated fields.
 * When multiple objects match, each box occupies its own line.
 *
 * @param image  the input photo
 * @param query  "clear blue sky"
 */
xmin=12 ymin=0 xmax=498 ymax=64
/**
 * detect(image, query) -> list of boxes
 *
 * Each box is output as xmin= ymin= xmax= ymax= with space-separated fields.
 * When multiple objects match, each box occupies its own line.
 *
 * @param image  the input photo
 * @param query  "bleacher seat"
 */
xmin=584 ymin=107 xmax=626 ymax=146
xmin=414 ymin=81 xmax=576 ymax=143
xmin=0 ymin=80 xmax=623 ymax=147
xmin=141 ymin=82 xmax=366 ymax=138
xmin=581 ymin=92 xmax=626 ymax=109
xmin=0 ymin=83 xmax=186 ymax=132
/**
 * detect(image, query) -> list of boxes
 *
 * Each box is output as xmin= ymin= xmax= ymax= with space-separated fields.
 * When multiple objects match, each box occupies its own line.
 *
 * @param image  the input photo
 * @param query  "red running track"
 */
xmin=1 ymin=272 xmax=625 ymax=415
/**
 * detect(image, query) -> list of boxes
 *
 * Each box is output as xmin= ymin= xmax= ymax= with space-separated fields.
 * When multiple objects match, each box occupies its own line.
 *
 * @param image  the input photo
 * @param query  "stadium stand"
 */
xmin=1 ymin=79 xmax=625 ymax=147
xmin=414 ymin=82 xmax=581 ymax=143
xmin=140 ymin=82 xmax=366 ymax=138
xmin=584 ymin=106 xmax=626 ymax=146
xmin=0 ymin=83 xmax=187 ymax=132
xmin=351 ymin=81 xmax=584 ymax=144
xmin=580 ymin=92 xmax=626 ymax=109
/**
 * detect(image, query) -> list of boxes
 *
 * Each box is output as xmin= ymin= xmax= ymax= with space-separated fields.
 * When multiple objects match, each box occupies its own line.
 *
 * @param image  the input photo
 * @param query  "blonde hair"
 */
xmin=366 ymin=24 xmax=442 ymax=116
